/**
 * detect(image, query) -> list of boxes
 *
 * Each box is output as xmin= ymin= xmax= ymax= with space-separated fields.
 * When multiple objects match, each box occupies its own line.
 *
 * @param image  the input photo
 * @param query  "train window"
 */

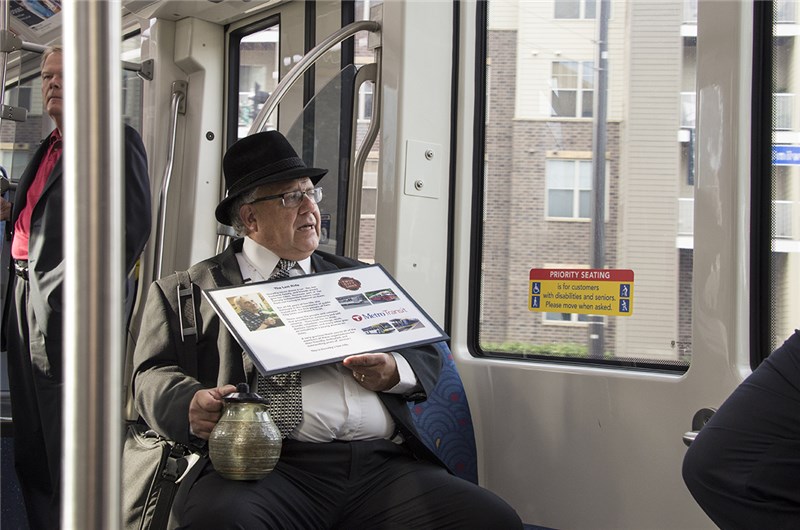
xmin=121 ymin=33 xmax=144 ymax=134
xmin=1 ymin=34 xmax=144 ymax=179
xmin=227 ymin=4 xmax=378 ymax=258
xmin=477 ymin=0 xmax=696 ymax=370
xmin=358 ymin=80 xmax=374 ymax=121
xmin=1 ymin=52 xmax=46 ymax=180
xmin=766 ymin=1 xmax=800 ymax=356
xmin=233 ymin=23 xmax=280 ymax=139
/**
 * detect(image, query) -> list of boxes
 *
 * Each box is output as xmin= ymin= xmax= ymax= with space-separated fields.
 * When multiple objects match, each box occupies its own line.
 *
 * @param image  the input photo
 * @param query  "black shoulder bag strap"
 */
xmin=176 ymin=270 xmax=201 ymax=376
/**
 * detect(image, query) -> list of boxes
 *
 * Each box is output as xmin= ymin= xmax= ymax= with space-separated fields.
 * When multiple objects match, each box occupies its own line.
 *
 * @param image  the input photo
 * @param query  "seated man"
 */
xmin=682 ymin=329 xmax=800 ymax=529
xmin=132 ymin=130 xmax=522 ymax=529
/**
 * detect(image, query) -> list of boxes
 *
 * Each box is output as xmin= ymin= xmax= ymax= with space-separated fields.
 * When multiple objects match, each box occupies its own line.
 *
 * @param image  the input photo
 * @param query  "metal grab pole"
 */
xmin=154 ymin=83 xmax=187 ymax=281
xmin=62 ymin=1 xmax=124 ymax=529
xmin=0 ymin=0 xmax=9 ymax=110
xmin=589 ymin=0 xmax=610 ymax=359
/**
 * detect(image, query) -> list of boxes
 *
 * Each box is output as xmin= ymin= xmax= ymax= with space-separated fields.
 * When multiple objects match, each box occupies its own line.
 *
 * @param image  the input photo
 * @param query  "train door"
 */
xmin=453 ymin=1 xmax=794 ymax=528
xmin=360 ymin=0 xmax=798 ymax=528
xmin=225 ymin=1 xmax=378 ymax=259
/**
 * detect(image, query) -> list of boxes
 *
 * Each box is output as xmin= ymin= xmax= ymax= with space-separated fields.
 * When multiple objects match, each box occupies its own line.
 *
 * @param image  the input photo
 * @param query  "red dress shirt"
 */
xmin=11 ymin=130 xmax=62 ymax=260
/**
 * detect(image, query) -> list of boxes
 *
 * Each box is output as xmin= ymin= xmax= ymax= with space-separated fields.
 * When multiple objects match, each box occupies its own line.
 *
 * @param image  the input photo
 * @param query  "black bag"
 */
xmin=122 ymin=423 xmax=206 ymax=530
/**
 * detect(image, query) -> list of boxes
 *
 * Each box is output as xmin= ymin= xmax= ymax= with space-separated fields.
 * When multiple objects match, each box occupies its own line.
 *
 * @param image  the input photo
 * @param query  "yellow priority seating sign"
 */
xmin=529 ymin=268 xmax=634 ymax=317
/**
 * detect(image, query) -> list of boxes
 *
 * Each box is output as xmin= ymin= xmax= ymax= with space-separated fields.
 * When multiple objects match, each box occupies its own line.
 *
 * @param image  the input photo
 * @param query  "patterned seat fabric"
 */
xmin=408 ymin=342 xmax=478 ymax=484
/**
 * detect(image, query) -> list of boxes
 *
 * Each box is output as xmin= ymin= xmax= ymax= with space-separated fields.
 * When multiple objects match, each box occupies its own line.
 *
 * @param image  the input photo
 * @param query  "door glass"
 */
xmin=286 ymin=65 xmax=357 ymax=255
xmin=236 ymin=24 xmax=281 ymax=139
xmin=770 ymin=1 xmax=800 ymax=351
xmin=121 ymin=33 xmax=144 ymax=134
xmin=478 ymin=0 xmax=696 ymax=369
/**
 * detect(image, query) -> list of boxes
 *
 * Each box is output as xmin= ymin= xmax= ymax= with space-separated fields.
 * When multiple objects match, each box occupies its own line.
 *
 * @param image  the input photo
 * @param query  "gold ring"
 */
xmin=360 ymin=373 xmax=366 ymax=382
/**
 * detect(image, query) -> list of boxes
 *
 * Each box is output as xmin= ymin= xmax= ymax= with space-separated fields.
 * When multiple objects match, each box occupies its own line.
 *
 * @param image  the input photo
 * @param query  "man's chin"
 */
xmin=297 ymin=236 xmax=320 ymax=256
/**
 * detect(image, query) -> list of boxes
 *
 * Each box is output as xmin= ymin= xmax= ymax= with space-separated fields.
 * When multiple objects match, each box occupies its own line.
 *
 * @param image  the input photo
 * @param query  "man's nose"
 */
xmin=298 ymin=192 xmax=316 ymax=211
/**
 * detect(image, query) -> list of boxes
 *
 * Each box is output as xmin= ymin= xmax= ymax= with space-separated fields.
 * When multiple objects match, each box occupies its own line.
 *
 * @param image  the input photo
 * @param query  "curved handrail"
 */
xmin=154 ymin=83 xmax=186 ymax=280
xmin=248 ymin=20 xmax=380 ymax=135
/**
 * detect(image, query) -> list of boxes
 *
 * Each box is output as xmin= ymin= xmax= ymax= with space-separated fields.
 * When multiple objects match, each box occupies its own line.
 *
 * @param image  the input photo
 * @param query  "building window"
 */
xmin=544 ymin=311 xmax=592 ymax=324
xmin=551 ymin=61 xmax=594 ymax=117
xmin=546 ymin=159 xmax=592 ymax=218
xmin=554 ymin=0 xmax=597 ymax=19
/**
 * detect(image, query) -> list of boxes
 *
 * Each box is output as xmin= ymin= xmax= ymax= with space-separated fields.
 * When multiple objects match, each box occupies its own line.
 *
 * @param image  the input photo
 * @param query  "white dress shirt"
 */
xmin=236 ymin=237 xmax=420 ymax=442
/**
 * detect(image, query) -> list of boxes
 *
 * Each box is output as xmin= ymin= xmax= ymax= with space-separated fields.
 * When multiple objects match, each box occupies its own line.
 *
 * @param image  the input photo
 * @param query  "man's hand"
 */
xmin=188 ymin=384 xmax=237 ymax=440
xmin=342 ymin=353 xmax=400 ymax=392
xmin=0 ymin=197 xmax=11 ymax=221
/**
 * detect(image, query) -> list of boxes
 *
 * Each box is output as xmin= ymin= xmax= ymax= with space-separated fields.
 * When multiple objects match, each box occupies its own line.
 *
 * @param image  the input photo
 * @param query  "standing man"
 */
xmin=132 ymin=130 xmax=521 ymax=529
xmin=1 ymin=45 xmax=152 ymax=529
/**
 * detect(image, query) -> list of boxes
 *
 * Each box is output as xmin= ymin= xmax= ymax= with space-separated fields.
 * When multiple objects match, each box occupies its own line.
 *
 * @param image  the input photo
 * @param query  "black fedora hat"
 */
xmin=215 ymin=130 xmax=328 ymax=225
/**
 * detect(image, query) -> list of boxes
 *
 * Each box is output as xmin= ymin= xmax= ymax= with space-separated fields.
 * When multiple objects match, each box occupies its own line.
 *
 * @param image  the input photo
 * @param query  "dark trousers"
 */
xmin=682 ymin=329 xmax=800 ymax=530
xmin=7 ymin=274 xmax=62 ymax=530
xmin=180 ymin=438 xmax=522 ymax=529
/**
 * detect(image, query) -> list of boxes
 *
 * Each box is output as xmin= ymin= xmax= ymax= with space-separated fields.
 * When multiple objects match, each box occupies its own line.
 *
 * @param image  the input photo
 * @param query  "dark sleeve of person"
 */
xmin=682 ymin=329 xmax=800 ymax=529
xmin=123 ymin=125 xmax=152 ymax=273
xmin=394 ymin=343 xmax=442 ymax=402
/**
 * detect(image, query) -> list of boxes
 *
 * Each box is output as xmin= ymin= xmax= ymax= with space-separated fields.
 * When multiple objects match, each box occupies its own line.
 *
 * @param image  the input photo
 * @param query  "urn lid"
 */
xmin=223 ymin=383 xmax=269 ymax=404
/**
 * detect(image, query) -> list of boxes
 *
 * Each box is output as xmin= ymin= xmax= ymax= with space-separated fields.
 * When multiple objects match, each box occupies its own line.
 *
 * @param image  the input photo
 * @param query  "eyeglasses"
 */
xmin=248 ymin=187 xmax=323 ymax=208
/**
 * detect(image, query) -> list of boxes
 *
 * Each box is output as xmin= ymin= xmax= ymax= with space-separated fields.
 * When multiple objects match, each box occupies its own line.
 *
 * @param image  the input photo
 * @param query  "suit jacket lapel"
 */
xmin=207 ymin=238 xmax=246 ymax=288
xmin=204 ymin=238 xmax=253 ymax=378
xmin=311 ymin=252 xmax=339 ymax=273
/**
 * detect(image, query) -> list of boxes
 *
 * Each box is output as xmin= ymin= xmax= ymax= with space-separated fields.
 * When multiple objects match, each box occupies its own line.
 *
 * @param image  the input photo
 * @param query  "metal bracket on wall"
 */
xmin=1 ymin=104 xmax=26 ymax=122
xmin=0 ymin=29 xmax=45 ymax=53
xmin=172 ymin=80 xmax=188 ymax=114
xmin=123 ymin=58 xmax=154 ymax=81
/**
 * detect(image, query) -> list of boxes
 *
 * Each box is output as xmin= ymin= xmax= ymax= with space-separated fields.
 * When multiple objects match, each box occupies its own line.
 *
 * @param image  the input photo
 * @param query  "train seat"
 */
xmin=408 ymin=341 xmax=478 ymax=484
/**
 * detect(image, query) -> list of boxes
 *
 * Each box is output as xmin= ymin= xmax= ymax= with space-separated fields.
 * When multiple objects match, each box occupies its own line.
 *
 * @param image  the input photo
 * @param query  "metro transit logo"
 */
xmin=352 ymin=308 xmax=408 ymax=322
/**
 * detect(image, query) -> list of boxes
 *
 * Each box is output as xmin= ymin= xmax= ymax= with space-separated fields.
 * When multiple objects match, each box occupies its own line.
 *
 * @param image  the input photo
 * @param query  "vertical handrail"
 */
xmin=154 ymin=81 xmax=187 ymax=280
xmin=344 ymin=52 xmax=382 ymax=258
xmin=62 ymin=1 xmax=123 ymax=528
xmin=0 ymin=0 xmax=8 ymax=110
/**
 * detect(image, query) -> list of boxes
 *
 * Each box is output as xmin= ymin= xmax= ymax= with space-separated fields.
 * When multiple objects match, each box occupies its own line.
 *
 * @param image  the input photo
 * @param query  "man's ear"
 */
xmin=239 ymin=204 xmax=258 ymax=233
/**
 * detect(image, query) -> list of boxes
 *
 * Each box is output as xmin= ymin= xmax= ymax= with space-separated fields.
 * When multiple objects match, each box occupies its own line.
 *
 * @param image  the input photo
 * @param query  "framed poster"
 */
xmin=203 ymin=264 xmax=447 ymax=375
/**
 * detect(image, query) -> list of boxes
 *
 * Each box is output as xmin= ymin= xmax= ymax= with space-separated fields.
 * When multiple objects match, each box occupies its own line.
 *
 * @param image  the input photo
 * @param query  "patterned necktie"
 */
xmin=270 ymin=259 xmax=296 ymax=280
xmin=255 ymin=258 xmax=302 ymax=437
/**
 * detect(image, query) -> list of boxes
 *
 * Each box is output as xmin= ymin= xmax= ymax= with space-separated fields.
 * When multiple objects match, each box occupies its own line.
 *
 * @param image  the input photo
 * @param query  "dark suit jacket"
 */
xmin=132 ymin=238 xmax=445 ymax=468
xmin=3 ymin=125 xmax=151 ymax=367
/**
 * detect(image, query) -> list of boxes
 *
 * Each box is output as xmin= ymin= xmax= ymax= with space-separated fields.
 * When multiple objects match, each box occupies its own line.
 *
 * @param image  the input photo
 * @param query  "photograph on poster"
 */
xmin=227 ymin=293 xmax=285 ymax=332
